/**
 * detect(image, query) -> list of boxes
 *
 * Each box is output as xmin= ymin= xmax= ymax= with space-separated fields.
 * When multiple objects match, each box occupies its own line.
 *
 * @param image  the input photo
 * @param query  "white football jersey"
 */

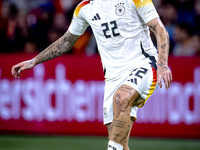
xmin=69 ymin=0 xmax=159 ymax=79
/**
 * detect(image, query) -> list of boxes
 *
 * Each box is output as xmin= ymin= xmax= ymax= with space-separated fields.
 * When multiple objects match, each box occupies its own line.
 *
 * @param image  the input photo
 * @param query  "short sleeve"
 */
xmin=132 ymin=0 xmax=159 ymax=24
xmin=68 ymin=1 xmax=90 ymax=36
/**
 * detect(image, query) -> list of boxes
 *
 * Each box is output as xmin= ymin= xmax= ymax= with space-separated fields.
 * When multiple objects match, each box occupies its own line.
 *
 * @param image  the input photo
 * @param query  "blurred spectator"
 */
xmin=52 ymin=13 xmax=69 ymax=32
xmin=47 ymin=28 xmax=64 ymax=44
xmin=192 ymin=34 xmax=200 ymax=56
xmin=176 ymin=0 xmax=195 ymax=26
xmin=153 ymin=0 xmax=164 ymax=8
xmin=72 ymin=30 xmax=92 ymax=55
xmin=23 ymin=41 xmax=39 ymax=53
xmin=28 ymin=2 xmax=55 ymax=51
xmin=15 ymin=13 xmax=29 ymax=51
xmin=86 ymin=34 xmax=98 ymax=57
xmin=0 ymin=1 xmax=18 ymax=52
xmin=194 ymin=0 xmax=200 ymax=35
xmin=0 ymin=0 xmax=199 ymax=57
xmin=8 ymin=0 xmax=53 ymax=13
xmin=173 ymin=23 xmax=196 ymax=57
xmin=56 ymin=0 xmax=80 ymax=12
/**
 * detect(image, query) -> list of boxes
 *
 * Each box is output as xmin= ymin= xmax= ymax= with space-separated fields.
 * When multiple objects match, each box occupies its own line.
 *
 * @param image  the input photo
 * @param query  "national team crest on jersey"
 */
xmin=115 ymin=3 xmax=126 ymax=16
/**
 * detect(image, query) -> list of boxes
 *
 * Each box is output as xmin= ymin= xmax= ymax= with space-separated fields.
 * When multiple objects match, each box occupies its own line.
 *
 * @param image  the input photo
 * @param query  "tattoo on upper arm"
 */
xmin=148 ymin=23 xmax=158 ymax=34
xmin=35 ymin=31 xmax=80 ymax=64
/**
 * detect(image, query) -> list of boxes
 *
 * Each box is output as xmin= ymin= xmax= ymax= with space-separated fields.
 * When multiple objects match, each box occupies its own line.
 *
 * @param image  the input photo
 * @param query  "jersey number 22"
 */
xmin=101 ymin=20 xmax=120 ymax=38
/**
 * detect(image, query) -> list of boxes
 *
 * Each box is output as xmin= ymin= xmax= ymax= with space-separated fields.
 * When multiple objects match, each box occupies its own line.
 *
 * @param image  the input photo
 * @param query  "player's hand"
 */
xmin=11 ymin=59 xmax=36 ymax=78
xmin=157 ymin=65 xmax=172 ymax=90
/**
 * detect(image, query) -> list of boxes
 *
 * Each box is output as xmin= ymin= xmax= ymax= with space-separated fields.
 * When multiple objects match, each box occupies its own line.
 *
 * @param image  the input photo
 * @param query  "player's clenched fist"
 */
xmin=11 ymin=59 xmax=36 ymax=78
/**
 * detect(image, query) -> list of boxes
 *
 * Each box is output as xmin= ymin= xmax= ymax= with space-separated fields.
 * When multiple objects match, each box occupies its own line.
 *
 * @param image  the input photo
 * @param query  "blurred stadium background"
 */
xmin=0 ymin=0 xmax=200 ymax=150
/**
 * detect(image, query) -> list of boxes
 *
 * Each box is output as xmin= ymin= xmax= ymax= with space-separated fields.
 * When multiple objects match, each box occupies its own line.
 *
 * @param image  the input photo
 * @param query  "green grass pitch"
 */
xmin=0 ymin=135 xmax=200 ymax=150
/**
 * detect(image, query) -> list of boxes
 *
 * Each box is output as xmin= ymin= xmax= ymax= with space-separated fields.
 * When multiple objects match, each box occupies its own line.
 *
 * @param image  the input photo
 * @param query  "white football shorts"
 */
xmin=103 ymin=58 xmax=158 ymax=125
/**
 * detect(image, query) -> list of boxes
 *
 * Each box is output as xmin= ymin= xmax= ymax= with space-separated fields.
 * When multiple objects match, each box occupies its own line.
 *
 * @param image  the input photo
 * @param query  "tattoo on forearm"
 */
xmin=25 ymin=60 xmax=35 ymax=68
xmin=35 ymin=31 xmax=80 ymax=64
xmin=148 ymin=21 xmax=169 ymax=70
xmin=157 ymin=30 xmax=169 ymax=69
xmin=161 ymin=43 xmax=167 ymax=49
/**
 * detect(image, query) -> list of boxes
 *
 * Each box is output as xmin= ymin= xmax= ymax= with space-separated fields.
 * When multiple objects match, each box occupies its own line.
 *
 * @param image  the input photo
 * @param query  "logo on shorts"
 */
xmin=127 ymin=67 xmax=148 ymax=85
xmin=115 ymin=3 xmax=126 ymax=16
xmin=108 ymin=145 xmax=117 ymax=150
xmin=104 ymin=108 xmax=108 ymax=119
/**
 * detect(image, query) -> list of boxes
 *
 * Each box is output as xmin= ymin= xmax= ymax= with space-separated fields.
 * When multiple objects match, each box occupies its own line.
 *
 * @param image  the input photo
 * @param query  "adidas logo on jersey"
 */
xmin=92 ymin=13 xmax=101 ymax=21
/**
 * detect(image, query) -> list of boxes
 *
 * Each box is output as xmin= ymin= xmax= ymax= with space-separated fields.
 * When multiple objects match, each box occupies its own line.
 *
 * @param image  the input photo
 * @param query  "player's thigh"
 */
xmin=103 ymin=78 xmax=123 ymax=125
xmin=123 ymin=63 xmax=158 ymax=108
xmin=103 ymin=61 xmax=158 ymax=124
xmin=113 ymin=84 xmax=140 ymax=110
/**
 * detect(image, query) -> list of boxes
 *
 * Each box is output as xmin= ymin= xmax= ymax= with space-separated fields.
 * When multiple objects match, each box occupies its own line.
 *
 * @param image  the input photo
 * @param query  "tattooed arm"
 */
xmin=147 ymin=18 xmax=172 ymax=90
xmin=11 ymin=30 xmax=80 ymax=78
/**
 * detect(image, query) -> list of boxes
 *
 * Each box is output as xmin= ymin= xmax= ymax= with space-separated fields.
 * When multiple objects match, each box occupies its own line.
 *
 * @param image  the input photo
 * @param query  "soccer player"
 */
xmin=12 ymin=0 xmax=172 ymax=150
